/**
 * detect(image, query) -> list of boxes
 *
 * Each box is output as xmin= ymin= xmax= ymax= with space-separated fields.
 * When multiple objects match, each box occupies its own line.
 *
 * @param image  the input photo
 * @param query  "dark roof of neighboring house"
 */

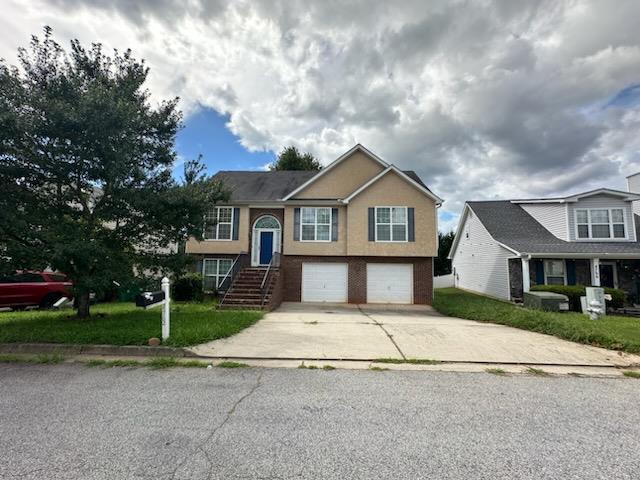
xmin=403 ymin=170 xmax=429 ymax=189
xmin=467 ymin=200 xmax=640 ymax=255
xmin=214 ymin=169 xmax=432 ymax=202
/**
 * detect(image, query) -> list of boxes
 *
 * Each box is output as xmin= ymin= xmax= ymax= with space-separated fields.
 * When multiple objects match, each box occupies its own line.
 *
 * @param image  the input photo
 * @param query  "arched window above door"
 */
xmin=254 ymin=216 xmax=280 ymax=229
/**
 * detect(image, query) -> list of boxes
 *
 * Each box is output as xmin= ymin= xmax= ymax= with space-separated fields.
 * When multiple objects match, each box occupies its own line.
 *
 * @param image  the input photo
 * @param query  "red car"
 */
xmin=0 ymin=271 xmax=73 ymax=310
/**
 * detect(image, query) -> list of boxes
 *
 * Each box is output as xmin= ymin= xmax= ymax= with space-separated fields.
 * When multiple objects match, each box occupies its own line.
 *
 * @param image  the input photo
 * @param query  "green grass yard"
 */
xmin=0 ymin=302 xmax=262 ymax=347
xmin=433 ymin=288 xmax=640 ymax=354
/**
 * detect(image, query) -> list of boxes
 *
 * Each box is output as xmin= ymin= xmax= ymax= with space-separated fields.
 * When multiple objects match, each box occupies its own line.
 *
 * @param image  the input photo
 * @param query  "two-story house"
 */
xmin=185 ymin=144 xmax=443 ymax=309
xmin=450 ymin=174 xmax=640 ymax=303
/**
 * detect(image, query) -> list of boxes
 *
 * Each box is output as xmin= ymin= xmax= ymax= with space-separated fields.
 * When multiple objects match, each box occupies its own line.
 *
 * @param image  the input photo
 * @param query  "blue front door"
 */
xmin=259 ymin=231 xmax=274 ymax=265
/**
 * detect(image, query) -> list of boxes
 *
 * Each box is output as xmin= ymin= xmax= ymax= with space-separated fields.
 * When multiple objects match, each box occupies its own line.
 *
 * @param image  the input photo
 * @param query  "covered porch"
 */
xmin=509 ymin=256 xmax=640 ymax=304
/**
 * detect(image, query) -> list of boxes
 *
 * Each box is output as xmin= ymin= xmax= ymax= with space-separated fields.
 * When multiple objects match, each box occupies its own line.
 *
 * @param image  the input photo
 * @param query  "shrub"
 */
xmin=530 ymin=284 xmax=625 ymax=310
xmin=172 ymin=273 xmax=204 ymax=301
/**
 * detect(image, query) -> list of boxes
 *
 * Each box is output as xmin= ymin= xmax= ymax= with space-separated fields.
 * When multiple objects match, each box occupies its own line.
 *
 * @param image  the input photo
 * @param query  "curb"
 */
xmin=0 ymin=343 xmax=195 ymax=358
xmin=184 ymin=352 xmax=638 ymax=368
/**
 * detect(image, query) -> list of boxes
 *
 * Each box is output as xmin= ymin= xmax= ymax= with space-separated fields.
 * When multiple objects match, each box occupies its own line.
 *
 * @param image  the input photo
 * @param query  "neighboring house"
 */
xmin=185 ymin=144 xmax=443 ymax=308
xmin=450 ymin=173 xmax=640 ymax=303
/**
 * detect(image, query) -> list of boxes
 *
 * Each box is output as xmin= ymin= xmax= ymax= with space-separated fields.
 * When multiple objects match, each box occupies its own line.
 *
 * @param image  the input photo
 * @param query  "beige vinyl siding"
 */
xmin=347 ymin=170 xmax=437 ymax=257
xmin=567 ymin=194 xmax=636 ymax=241
xmin=283 ymin=206 xmax=347 ymax=255
xmin=451 ymin=209 xmax=513 ymax=300
xmin=519 ymin=203 xmax=569 ymax=240
xmin=185 ymin=206 xmax=249 ymax=254
xmin=293 ymin=151 xmax=385 ymax=199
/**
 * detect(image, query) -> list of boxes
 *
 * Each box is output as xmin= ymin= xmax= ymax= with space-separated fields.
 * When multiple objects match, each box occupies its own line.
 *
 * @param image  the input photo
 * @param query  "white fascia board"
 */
xmin=281 ymin=144 xmax=389 ymax=201
xmin=284 ymin=199 xmax=344 ymax=206
xmin=526 ymin=252 xmax=640 ymax=259
xmin=342 ymin=165 xmax=444 ymax=205
xmin=510 ymin=199 xmax=567 ymax=204
xmin=447 ymin=204 xmax=470 ymax=259
xmin=566 ymin=188 xmax=640 ymax=202
xmin=448 ymin=204 xmax=521 ymax=259
xmin=497 ymin=242 xmax=521 ymax=255
xmin=247 ymin=204 xmax=285 ymax=209
xmin=511 ymin=188 xmax=640 ymax=204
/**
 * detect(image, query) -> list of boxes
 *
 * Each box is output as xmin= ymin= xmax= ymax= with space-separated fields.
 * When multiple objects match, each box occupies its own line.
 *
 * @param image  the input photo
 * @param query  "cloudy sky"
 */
xmin=2 ymin=0 xmax=640 ymax=232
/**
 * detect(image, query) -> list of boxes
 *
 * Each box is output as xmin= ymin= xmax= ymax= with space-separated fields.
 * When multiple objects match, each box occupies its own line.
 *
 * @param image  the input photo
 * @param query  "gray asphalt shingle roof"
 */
xmin=467 ymin=200 xmax=640 ymax=255
xmin=214 ymin=169 xmax=432 ymax=202
xmin=213 ymin=171 xmax=317 ymax=202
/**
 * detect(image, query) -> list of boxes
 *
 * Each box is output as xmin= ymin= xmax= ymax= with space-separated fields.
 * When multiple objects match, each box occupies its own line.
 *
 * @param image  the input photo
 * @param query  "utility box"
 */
xmin=523 ymin=291 xmax=570 ymax=312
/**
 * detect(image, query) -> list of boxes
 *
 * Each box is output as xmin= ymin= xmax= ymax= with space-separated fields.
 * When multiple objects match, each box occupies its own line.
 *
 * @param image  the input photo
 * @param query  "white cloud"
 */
xmin=2 ymin=0 xmax=640 ymax=230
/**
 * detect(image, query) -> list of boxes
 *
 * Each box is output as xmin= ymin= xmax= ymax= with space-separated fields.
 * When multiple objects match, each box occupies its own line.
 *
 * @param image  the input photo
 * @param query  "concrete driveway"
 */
xmin=190 ymin=302 xmax=640 ymax=367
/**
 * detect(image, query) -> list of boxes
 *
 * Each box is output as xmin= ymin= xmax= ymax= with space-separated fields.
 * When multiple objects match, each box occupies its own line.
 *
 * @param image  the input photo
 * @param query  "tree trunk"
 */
xmin=76 ymin=291 xmax=91 ymax=318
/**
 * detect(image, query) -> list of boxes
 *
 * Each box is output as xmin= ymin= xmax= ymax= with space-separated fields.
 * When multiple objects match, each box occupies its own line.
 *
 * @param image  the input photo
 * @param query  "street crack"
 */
xmin=168 ymin=370 xmax=264 ymax=479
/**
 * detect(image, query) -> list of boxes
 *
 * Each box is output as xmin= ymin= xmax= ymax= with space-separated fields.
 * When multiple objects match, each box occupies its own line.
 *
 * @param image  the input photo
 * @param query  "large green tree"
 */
xmin=269 ymin=145 xmax=321 ymax=171
xmin=435 ymin=231 xmax=455 ymax=276
xmin=0 ymin=28 xmax=226 ymax=317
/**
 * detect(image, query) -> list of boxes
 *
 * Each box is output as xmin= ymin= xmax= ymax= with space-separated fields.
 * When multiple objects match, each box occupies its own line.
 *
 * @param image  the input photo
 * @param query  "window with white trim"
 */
xmin=375 ymin=207 xmax=407 ymax=242
xmin=544 ymin=260 xmax=565 ymax=285
xmin=575 ymin=208 xmax=625 ymax=239
xmin=204 ymin=207 xmax=233 ymax=240
xmin=202 ymin=258 xmax=233 ymax=291
xmin=300 ymin=207 xmax=331 ymax=241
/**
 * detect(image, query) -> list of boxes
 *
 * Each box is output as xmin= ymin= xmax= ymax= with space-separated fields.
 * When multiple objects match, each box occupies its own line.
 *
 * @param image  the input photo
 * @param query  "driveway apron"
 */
xmin=189 ymin=302 xmax=640 ymax=367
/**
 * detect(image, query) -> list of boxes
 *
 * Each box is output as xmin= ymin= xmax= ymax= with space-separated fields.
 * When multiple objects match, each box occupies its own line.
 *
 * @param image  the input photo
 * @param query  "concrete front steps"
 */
xmin=218 ymin=267 xmax=279 ymax=310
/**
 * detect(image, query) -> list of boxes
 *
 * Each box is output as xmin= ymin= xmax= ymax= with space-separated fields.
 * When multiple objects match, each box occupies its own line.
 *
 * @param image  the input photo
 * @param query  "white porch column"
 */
xmin=591 ymin=258 xmax=601 ymax=286
xmin=522 ymin=256 xmax=531 ymax=294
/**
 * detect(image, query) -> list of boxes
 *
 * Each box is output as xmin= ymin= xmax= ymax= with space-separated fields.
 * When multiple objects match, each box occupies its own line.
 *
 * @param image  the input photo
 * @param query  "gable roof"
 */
xmin=342 ymin=165 xmax=444 ymax=205
xmin=282 ymin=144 xmax=388 ymax=200
xmin=510 ymin=188 xmax=640 ymax=204
xmin=461 ymin=200 xmax=640 ymax=256
xmin=213 ymin=170 xmax=316 ymax=202
xmin=214 ymin=168 xmax=437 ymax=203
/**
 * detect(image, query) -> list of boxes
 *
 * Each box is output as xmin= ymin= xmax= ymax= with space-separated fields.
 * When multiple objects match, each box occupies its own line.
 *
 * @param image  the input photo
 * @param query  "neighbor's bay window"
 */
xmin=576 ymin=208 xmax=625 ymax=239
xmin=301 ymin=207 xmax=331 ymax=241
xmin=544 ymin=259 xmax=565 ymax=285
xmin=203 ymin=258 xmax=233 ymax=291
xmin=376 ymin=207 xmax=407 ymax=242
xmin=204 ymin=207 xmax=233 ymax=240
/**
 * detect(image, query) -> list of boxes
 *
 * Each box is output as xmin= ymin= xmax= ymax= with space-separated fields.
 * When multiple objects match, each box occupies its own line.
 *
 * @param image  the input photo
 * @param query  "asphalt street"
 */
xmin=1 ymin=364 xmax=639 ymax=479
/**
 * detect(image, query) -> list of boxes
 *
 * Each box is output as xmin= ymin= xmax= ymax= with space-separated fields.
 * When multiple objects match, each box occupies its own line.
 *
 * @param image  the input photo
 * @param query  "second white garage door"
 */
xmin=302 ymin=263 xmax=348 ymax=302
xmin=367 ymin=263 xmax=413 ymax=304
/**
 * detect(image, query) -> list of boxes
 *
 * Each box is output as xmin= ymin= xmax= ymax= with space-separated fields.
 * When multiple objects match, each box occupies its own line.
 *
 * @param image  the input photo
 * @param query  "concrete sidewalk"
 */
xmin=189 ymin=303 xmax=640 ymax=367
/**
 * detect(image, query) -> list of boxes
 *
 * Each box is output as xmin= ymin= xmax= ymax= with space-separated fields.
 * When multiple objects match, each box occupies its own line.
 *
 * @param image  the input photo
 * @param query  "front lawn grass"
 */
xmin=434 ymin=288 xmax=640 ymax=354
xmin=217 ymin=361 xmax=249 ymax=368
xmin=0 ymin=302 xmax=262 ymax=347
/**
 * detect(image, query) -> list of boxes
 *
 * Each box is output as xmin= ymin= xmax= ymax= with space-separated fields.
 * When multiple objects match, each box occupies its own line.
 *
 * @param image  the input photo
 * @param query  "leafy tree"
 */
xmin=269 ymin=145 xmax=321 ymax=171
xmin=0 ymin=28 xmax=227 ymax=317
xmin=435 ymin=231 xmax=455 ymax=276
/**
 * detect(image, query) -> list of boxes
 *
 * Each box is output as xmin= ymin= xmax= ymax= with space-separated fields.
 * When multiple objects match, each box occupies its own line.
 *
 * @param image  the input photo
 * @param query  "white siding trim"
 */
xmin=519 ymin=203 xmax=568 ymax=241
xmin=450 ymin=208 xmax=513 ymax=300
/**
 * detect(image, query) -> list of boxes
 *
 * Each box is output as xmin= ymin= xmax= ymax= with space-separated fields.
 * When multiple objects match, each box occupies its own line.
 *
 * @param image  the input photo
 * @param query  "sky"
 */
xmin=2 ymin=0 xmax=640 ymax=233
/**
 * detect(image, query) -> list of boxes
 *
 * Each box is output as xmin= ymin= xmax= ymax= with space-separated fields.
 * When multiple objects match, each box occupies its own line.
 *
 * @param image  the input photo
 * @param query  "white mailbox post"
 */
xmin=161 ymin=277 xmax=171 ymax=341
xmin=135 ymin=277 xmax=171 ymax=342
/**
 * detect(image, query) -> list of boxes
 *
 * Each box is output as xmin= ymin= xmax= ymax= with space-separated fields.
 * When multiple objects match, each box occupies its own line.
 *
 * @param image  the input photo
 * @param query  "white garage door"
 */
xmin=302 ymin=263 xmax=348 ymax=302
xmin=367 ymin=263 xmax=413 ymax=304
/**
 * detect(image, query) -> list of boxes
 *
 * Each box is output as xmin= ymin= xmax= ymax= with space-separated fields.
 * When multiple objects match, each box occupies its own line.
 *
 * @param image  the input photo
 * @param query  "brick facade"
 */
xmin=280 ymin=255 xmax=434 ymax=304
